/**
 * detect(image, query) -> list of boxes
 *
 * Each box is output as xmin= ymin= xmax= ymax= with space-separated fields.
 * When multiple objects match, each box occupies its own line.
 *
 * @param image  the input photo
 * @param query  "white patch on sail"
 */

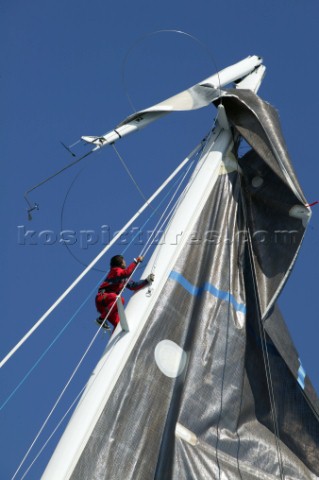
xmin=175 ymin=422 xmax=198 ymax=446
xmin=219 ymin=151 xmax=242 ymax=175
xmin=289 ymin=205 xmax=311 ymax=227
xmin=236 ymin=310 xmax=246 ymax=329
xmin=154 ymin=340 xmax=187 ymax=378
xmin=251 ymin=176 xmax=263 ymax=188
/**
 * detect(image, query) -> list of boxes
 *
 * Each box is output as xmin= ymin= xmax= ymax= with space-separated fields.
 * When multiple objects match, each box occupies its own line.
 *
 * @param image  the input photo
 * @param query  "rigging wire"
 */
xmin=112 ymin=143 xmax=153 ymax=208
xmin=18 ymin=386 xmax=86 ymax=480
xmin=141 ymin=130 xmax=211 ymax=275
xmin=214 ymin=159 xmax=246 ymax=480
xmin=10 ymin=267 xmax=137 ymax=480
xmin=12 ymin=35 xmax=226 ymax=474
xmin=59 ymin=167 xmax=96 ymax=270
xmin=8 ymin=127 xmax=215 ymax=477
xmin=24 ymin=148 xmax=95 ymax=216
xmin=232 ymin=154 xmax=245 ymax=480
xmin=9 ymin=157 xmax=198 ymax=479
xmin=1 ymin=146 xmax=199 ymax=369
xmin=215 ymin=189 xmax=232 ymax=480
xmin=13 ymin=124 xmax=225 ymax=477
xmin=11 ymin=152 xmax=199 ymax=480
xmin=0 ymin=159 xmax=196 ymax=412
xmin=247 ymin=231 xmax=285 ymax=480
xmin=236 ymin=136 xmax=285 ymax=480
xmin=139 ymin=158 xmax=196 ymax=285
xmin=121 ymin=29 xmax=222 ymax=113
xmin=139 ymin=124 xmax=220 ymax=292
xmin=59 ymin=143 xmax=154 ymax=274
xmin=231 ymin=138 xmax=246 ymax=480
xmin=26 ymin=31 xmax=222 ymax=219
xmin=210 ymin=127 xmax=250 ymax=480
xmin=59 ymin=130 xmax=210 ymax=273
xmin=10 ymin=132 xmax=212 ymax=475
xmin=140 ymin=149 xmax=202 ymax=256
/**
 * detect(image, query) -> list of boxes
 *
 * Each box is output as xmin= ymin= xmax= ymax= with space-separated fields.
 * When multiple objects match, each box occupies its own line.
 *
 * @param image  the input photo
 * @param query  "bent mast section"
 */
xmin=81 ymin=55 xmax=263 ymax=148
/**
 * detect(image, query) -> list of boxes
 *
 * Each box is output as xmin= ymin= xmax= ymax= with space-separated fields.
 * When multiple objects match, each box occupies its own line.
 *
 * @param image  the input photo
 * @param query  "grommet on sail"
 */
xmin=41 ymin=56 xmax=319 ymax=480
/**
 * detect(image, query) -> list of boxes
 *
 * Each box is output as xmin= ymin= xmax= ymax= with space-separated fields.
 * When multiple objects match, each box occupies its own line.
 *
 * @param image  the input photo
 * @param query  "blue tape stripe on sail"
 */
xmin=169 ymin=270 xmax=246 ymax=314
xmin=297 ymin=359 xmax=306 ymax=390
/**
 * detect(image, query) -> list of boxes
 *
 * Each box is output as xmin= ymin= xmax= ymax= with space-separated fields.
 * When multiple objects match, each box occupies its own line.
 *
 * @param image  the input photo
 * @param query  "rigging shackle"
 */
xmin=146 ymin=265 xmax=156 ymax=297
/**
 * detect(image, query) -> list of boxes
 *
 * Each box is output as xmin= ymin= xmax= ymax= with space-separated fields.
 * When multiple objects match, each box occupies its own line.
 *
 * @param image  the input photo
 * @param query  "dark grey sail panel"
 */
xmin=220 ymin=89 xmax=306 ymax=203
xmin=220 ymin=90 xmax=309 ymax=319
xmin=71 ymin=171 xmax=248 ymax=479
xmin=71 ymin=92 xmax=319 ymax=479
xmin=264 ymin=304 xmax=319 ymax=416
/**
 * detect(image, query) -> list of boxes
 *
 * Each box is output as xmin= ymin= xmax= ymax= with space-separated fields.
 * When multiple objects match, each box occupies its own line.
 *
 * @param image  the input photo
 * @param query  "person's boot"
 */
xmin=96 ymin=316 xmax=111 ymax=331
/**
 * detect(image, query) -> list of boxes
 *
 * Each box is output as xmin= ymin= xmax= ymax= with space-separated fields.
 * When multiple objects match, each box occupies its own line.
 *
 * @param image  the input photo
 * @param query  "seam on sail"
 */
xmin=169 ymin=270 xmax=246 ymax=313
xmin=209 ymin=447 xmax=280 ymax=480
xmin=174 ymin=426 xmax=282 ymax=480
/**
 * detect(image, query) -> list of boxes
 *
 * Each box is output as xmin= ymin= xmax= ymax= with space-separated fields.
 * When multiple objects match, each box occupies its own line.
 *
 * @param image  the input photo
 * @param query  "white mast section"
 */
xmin=42 ymin=59 xmax=265 ymax=479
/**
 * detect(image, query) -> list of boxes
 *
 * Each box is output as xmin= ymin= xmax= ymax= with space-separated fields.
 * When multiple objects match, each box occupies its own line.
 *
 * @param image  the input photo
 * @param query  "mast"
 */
xmin=41 ymin=56 xmax=319 ymax=479
xmin=42 ymin=57 xmax=264 ymax=479
xmin=42 ymin=119 xmax=233 ymax=480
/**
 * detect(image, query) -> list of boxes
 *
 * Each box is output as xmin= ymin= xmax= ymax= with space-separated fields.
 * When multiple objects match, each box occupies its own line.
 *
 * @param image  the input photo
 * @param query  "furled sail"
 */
xmin=43 ymin=71 xmax=319 ymax=479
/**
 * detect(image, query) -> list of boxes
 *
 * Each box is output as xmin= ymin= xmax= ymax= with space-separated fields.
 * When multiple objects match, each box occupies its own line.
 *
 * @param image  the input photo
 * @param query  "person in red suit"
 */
xmin=95 ymin=254 xmax=154 ymax=331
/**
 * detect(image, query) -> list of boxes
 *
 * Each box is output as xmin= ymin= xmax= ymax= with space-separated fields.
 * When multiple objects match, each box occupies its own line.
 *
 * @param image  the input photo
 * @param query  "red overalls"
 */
xmin=95 ymin=261 xmax=147 ymax=328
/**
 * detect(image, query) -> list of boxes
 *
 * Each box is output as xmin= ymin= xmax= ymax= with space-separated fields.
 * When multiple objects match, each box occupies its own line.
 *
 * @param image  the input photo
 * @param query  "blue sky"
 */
xmin=1 ymin=0 xmax=319 ymax=478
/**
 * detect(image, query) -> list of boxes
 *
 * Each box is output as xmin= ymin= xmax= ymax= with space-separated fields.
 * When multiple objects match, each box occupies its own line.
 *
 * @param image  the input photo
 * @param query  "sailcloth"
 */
xmin=67 ymin=90 xmax=319 ymax=479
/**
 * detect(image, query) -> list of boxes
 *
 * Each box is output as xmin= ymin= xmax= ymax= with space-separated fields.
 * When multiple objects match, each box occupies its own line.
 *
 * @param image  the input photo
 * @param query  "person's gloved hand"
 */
xmin=147 ymin=273 xmax=155 ymax=284
xmin=135 ymin=256 xmax=144 ymax=263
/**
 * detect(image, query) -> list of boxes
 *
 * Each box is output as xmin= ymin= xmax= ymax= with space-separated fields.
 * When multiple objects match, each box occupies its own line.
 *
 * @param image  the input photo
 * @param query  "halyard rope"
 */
xmin=236 ymin=136 xmax=285 ymax=480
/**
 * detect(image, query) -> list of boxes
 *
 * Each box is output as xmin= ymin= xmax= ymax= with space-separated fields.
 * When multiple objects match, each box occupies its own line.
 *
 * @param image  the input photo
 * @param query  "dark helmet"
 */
xmin=110 ymin=255 xmax=125 ymax=267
